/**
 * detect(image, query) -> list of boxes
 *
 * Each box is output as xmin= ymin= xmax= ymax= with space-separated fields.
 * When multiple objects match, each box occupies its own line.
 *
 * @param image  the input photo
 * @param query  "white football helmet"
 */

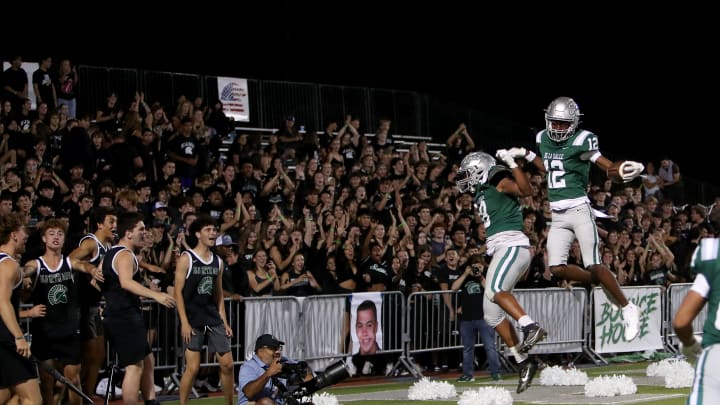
xmin=545 ymin=97 xmax=582 ymax=142
xmin=456 ymin=152 xmax=496 ymax=193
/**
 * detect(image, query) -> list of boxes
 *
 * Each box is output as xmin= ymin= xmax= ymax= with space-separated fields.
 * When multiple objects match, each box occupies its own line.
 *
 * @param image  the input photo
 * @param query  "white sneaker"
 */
xmin=385 ymin=363 xmax=394 ymax=376
xmin=95 ymin=378 xmax=123 ymax=396
xmin=623 ymin=303 xmax=640 ymax=341
xmin=346 ymin=358 xmax=357 ymax=377
xmin=95 ymin=378 xmax=108 ymax=396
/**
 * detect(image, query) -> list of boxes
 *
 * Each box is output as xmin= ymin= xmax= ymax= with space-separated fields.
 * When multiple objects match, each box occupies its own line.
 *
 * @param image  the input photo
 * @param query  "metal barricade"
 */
xmin=243 ymin=296 xmax=304 ymax=361
xmin=666 ymin=283 xmax=707 ymax=351
xmin=405 ymin=290 xmax=469 ymax=376
xmin=299 ymin=294 xmax=349 ymax=368
xmin=509 ymin=288 xmax=587 ymax=355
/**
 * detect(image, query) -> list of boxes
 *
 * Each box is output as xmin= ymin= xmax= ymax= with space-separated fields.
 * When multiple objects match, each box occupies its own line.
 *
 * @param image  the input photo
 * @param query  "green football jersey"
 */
xmin=689 ymin=238 xmax=720 ymax=347
xmin=536 ymin=129 xmax=598 ymax=202
xmin=474 ymin=165 xmax=523 ymax=238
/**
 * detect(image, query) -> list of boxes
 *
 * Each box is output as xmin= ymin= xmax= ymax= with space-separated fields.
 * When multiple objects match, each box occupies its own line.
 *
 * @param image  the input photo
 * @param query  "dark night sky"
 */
xmin=11 ymin=9 xmax=717 ymax=184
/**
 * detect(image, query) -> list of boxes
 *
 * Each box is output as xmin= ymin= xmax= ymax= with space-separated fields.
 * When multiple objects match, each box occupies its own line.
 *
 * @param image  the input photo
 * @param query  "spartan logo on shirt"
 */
xmin=48 ymin=284 xmax=69 ymax=305
xmin=197 ymin=276 xmax=214 ymax=295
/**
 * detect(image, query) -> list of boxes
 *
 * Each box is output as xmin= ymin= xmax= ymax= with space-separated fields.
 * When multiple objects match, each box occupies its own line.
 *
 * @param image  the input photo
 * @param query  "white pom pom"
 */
xmin=304 ymin=392 xmax=339 ymax=405
xmin=408 ymin=378 xmax=457 ymax=400
xmin=647 ymin=358 xmax=695 ymax=388
xmin=584 ymin=375 xmax=636 ymax=397
xmin=457 ymin=387 xmax=513 ymax=405
xmin=539 ymin=365 xmax=589 ymax=386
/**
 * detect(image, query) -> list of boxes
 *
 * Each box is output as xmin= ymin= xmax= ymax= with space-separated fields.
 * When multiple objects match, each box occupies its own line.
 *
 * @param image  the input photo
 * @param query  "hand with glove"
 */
xmin=680 ymin=335 xmax=703 ymax=362
xmin=619 ymin=161 xmax=645 ymax=182
xmin=607 ymin=160 xmax=645 ymax=183
xmin=495 ymin=149 xmax=517 ymax=169
xmin=507 ymin=147 xmax=537 ymax=162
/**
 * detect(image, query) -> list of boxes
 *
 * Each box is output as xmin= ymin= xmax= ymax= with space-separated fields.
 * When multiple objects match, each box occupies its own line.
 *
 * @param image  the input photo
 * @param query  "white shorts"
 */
xmin=547 ymin=203 xmax=600 ymax=268
xmin=689 ymin=344 xmax=720 ymax=405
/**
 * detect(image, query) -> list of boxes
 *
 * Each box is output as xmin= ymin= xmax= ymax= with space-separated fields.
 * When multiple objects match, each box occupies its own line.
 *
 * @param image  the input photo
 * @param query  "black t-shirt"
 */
xmin=458 ymin=276 xmax=485 ymax=321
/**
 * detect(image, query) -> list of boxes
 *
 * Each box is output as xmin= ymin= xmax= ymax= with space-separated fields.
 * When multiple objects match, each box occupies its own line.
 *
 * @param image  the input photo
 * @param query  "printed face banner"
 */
xmin=217 ymin=76 xmax=249 ymax=122
xmin=350 ymin=292 xmax=383 ymax=355
xmin=593 ymin=286 xmax=664 ymax=353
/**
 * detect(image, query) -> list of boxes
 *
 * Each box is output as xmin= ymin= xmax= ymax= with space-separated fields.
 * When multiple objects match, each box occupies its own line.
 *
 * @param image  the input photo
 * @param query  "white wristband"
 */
xmin=525 ymin=151 xmax=536 ymax=161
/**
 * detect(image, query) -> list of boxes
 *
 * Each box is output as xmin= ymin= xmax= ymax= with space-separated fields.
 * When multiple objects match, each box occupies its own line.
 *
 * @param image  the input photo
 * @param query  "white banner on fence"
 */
xmin=350 ymin=292 xmax=383 ymax=355
xmin=217 ymin=76 xmax=249 ymax=122
xmin=593 ymin=286 xmax=664 ymax=353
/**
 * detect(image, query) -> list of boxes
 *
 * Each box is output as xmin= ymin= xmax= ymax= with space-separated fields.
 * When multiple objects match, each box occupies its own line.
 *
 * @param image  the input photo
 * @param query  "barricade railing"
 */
xmin=238 ymin=292 xmax=412 ymax=374
xmin=17 ymin=284 xmax=701 ymax=385
xmin=243 ymin=296 xmax=305 ymax=361
xmin=405 ymin=291 xmax=462 ymax=356
xmin=298 ymin=294 xmax=348 ymax=367
xmin=666 ymin=283 xmax=707 ymax=351
xmin=500 ymin=288 xmax=587 ymax=357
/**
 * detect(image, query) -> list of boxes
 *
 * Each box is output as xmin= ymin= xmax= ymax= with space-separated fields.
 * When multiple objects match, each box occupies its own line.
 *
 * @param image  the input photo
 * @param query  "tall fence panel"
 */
xmin=261 ymin=81 xmax=318 ymax=130
xmin=144 ymin=71 xmax=176 ymax=112
xmin=301 ymin=294 xmax=348 ymax=370
xmin=243 ymin=296 xmax=303 ymax=361
xmin=511 ymin=288 xmax=587 ymax=354
xmin=666 ymin=283 xmax=708 ymax=348
xmin=318 ymin=85 xmax=347 ymax=127
xmin=342 ymin=87 xmax=372 ymax=131
xmin=406 ymin=291 xmax=462 ymax=356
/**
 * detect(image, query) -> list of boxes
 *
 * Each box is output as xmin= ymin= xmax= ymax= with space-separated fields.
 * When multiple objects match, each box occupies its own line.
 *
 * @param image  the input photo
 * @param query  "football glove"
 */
xmin=619 ymin=161 xmax=645 ymax=182
xmin=507 ymin=147 xmax=527 ymax=158
xmin=680 ymin=335 xmax=702 ymax=363
xmin=495 ymin=149 xmax=517 ymax=169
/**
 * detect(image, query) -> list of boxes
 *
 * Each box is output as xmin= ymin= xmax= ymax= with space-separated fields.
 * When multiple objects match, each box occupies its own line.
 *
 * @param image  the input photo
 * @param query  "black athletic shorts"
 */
xmin=0 ymin=341 xmax=38 ymax=388
xmin=32 ymin=332 xmax=82 ymax=364
xmin=103 ymin=317 xmax=151 ymax=368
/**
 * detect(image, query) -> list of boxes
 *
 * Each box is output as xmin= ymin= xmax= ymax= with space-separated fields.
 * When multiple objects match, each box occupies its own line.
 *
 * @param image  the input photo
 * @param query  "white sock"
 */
xmin=622 ymin=303 xmax=634 ymax=311
xmin=510 ymin=345 xmax=528 ymax=363
xmin=518 ymin=315 xmax=534 ymax=327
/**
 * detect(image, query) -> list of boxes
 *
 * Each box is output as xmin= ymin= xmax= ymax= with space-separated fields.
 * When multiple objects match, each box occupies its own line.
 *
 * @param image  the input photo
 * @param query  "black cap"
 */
xmin=255 ymin=334 xmax=285 ymax=351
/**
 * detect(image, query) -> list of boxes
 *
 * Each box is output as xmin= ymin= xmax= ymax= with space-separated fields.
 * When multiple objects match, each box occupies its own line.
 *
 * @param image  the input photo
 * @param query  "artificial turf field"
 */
xmin=148 ymin=361 xmax=692 ymax=404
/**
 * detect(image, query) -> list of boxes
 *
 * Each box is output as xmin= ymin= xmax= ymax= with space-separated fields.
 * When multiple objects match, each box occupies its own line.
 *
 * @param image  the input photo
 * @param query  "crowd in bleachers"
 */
xmin=2 ymin=55 xmax=718 ymax=385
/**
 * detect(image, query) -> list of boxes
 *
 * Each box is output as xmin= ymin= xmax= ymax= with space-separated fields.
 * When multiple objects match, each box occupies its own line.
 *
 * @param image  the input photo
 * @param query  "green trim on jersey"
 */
xmin=690 ymin=238 xmax=720 ymax=347
xmin=474 ymin=165 xmax=523 ymax=238
xmin=536 ymin=129 xmax=597 ymax=202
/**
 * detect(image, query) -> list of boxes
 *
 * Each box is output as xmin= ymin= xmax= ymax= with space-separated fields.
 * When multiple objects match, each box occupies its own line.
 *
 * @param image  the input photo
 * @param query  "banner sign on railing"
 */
xmin=593 ymin=286 xmax=664 ymax=353
xmin=217 ymin=76 xmax=249 ymax=122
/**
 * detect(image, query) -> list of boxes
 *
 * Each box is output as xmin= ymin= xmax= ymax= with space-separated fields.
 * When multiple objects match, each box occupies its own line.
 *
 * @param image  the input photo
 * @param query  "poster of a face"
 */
xmin=350 ymin=292 xmax=383 ymax=355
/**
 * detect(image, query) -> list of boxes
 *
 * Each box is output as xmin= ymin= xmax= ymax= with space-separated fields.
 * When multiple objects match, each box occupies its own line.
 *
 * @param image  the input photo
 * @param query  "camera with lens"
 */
xmin=280 ymin=360 xmax=350 ymax=405
xmin=278 ymin=361 xmax=309 ymax=384
xmin=471 ymin=264 xmax=483 ymax=276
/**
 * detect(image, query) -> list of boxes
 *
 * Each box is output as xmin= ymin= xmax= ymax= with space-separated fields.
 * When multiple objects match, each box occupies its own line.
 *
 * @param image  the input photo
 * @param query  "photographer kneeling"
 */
xmin=238 ymin=334 xmax=312 ymax=405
